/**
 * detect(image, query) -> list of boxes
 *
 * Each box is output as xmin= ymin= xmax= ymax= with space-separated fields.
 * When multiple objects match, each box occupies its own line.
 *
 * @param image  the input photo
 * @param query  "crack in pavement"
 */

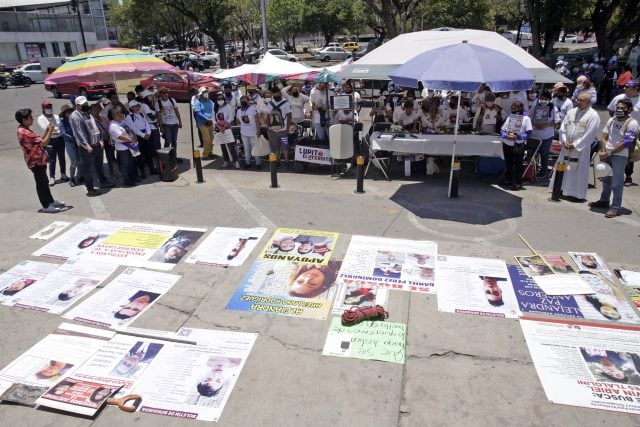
xmin=408 ymin=350 xmax=532 ymax=365
xmin=155 ymin=301 xmax=194 ymax=317
xmin=190 ymin=314 xmax=243 ymax=331
xmin=262 ymin=334 xmax=319 ymax=356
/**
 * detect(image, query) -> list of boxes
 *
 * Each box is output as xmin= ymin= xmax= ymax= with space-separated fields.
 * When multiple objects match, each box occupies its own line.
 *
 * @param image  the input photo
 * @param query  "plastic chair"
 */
xmin=329 ymin=124 xmax=354 ymax=176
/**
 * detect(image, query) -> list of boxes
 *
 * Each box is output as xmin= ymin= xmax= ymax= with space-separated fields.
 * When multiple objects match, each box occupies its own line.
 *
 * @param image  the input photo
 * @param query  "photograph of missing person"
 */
xmin=372 ymin=251 xmax=405 ymax=278
xmin=580 ymin=348 xmax=640 ymax=385
xmin=33 ymin=360 xmax=73 ymax=382
xmin=149 ymin=230 xmax=205 ymax=264
xmin=570 ymin=252 xmax=605 ymax=271
xmin=479 ymin=276 xmax=507 ymax=307
xmin=110 ymin=341 xmax=164 ymax=379
xmin=57 ymin=278 xmax=100 ymax=301
xmin=268 ymin=234 xmax=334 ymax=257
xmin=515 ymin=255 xmax=554 ymax=277
xmin=543 ymin=255 xmax=577 ymax=274
xmin=113 ymin=290 xmax=160 ymax=320
xmin=227 ymin=237 xmax=258 ymax=261
xmin=342 ymin=286 xmax=377 ymax=308
xmin=1 ymin=277 xmax=36 ymax=296
xmin=77 ymin=234 xmax=108 ymax=249
xmin=287 ymin=262 xmax=340 ymax=298
xmin=88 ymin=386 xmax=114 ymax=404
xmin=192 ymin=356 xmax=242 ymax=405
xmin=406 ymin=253 xmax=434 ymax=267
xmin=47 ymin=380 xmax=76 ymax=396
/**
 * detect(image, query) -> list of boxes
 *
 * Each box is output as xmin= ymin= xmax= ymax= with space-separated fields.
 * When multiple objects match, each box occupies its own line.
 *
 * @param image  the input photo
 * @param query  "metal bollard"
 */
xmin=269 ymin=152 xmax=279 ymax=188
xmin=450 ymin=161 xmax=460 ymax=198
xmin=193 ymin=150 xmax=204 ymax=183
xmin=549 ymin=161 xmax=566 ymax=202
xmin=355 ymin=155 xmax=365 ymax=194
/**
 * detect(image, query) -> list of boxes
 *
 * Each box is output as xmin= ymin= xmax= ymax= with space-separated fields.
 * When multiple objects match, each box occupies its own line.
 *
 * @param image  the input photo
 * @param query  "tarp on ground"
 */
xmin=338 ymin=29 xmax=571 ymax=84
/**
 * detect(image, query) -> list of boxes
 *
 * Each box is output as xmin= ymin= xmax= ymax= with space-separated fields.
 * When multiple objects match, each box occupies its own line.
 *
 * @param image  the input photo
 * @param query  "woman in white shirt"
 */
xmin=500 ymin=101 xmax=533 ymax=190
xmin=395 ymin=101 xmax=419 ymax=132
xmin=108 ymin=107 xmax=139 ymax=187
xmin=235 ymin=95 xmax=262 ymax=170
xmin=158 ymin=88 xmax=182 ymax=155
xmin=282 ymin=85 xmax=309 ymax=125
xmin=419 ymin=100 xmax=446 ymax=134
xmin=214 ymin=92 xmax=240 ymax=169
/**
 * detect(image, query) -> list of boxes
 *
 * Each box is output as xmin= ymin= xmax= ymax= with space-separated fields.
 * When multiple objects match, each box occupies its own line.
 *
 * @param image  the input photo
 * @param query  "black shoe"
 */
xmin=510 ymin=184 xmax=519 ymax=191
xmin=588 ymin=200 xmax=610 ymax=209
xmin=177 ymin=158 xmax=184 ymax=163
xmin=625 ymin=176 xmax=633 ymax=185
xmin=123 ymin=181 xmax=137 ymax=187
xmin=69 ymin=179 xmax=76 ymax=187
xmin=86 ymin=188 xmax=102 ymax=197
xmin=99 ymin=180 xmax=114 ymax=188
xmin=150 ymin=170 xmax=159 ymax=175
xmin=243 ymin=163 xmax=251 ymax=169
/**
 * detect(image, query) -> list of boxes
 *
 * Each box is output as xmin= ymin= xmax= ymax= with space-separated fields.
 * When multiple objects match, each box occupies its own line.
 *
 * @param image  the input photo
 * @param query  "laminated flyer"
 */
xmin=0 ymin=260 xmax=59 ymax=303
xmin=185 ymin=227 xmax=267 ymax=267
xmin=258 ymin=228 xmax=339 ymax=265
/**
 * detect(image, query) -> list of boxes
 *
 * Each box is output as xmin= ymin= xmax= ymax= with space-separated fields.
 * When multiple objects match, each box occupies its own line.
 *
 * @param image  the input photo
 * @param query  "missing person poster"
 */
xmin=322 ymin=317 xmax=406 ymax=364
xmin=32 ymin=218 xmax=206 ymax=270
xmin=520 ymin=317 xmax=640 ymax=414
xmin=63 ymin=268 xmax=180 ymax=330
xmin=36 ymin=378 xmax=119 ymax=416
xmin=259 ymin=228 xmax=339 ymax=265
xmin=515 ymin=255 xmax=593 ymax=295
xmin=338 ymin=235 xmax=437 ymax=293
xmin=435 ymin=255 xmax=519 ymax=318
xmin=0 ymin=323 xmax=114 ymax=389
xmin=510 ymin=265 xmax=640 ymax=324
xmin=3 ymin=259 xmax=118 ymax=314
xmin=185 ymin=227 xmax=267 ymax=268
xmin=331 ymin=281 xmax=389 ymax=315
xmin=226 ymin=260 xmax=341 ymax=319
xmin=569 ymin=252 xmax=613 ymax=279
xmin=0 ymin=260 xmax=59 ymax=303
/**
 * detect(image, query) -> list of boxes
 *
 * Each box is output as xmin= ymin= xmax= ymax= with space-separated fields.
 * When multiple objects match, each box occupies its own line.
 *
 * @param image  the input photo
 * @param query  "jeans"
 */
xmin=64 ymin=139 xmax=79 ymax=180
xmin=163 ymin=124 xmax=179 ymax=149
xmin=47 ymin=136 xmax=66 ymax=178
xmin=30 ymin=164 xmax=54 ymax=208
xmin=241 ymin=134 xmax=261 ymax=166
xmin=116 ymin=149 xmax=135 ymax=185
xmin=103 ymin=142 xmax=117 ymax=176
xmin=538 ymin=137 xmax=552 ymax=176
xmin=600 ymin=155 xmax=628 ymax=209
xmin=77 ymin=146 xmax=97 ymax=190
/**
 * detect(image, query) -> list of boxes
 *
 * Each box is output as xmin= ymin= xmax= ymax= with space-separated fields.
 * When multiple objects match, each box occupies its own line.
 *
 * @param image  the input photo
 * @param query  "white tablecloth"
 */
xmin=370 ymin=132 xmax=504 ymax=159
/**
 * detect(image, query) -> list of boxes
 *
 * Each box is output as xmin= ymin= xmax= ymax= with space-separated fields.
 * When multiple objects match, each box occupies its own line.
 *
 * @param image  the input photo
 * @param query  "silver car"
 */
xmin=265 ymin=49 xmax=298 ymax=62
xmin=313 ymin=47 xmax=352 ymax=62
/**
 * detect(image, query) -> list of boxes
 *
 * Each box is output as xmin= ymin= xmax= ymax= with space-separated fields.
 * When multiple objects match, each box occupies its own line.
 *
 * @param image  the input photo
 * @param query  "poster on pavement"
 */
xmin=226 ymin=260 xmax=341 ymax=319
xmin=30 ymin=221 xmax=72 ymax=240
xmin=0 ymin=260 xmax=59 ymax=303
xmin=185 ymin=227 xmax=267 ymax=267
xmin=130 ymin=327 xmax=258 ymax=422
xmin=510 ymin=265 xmax=640 ymax=324
xmin=259 ymin=228 xmax=339 ymax=265
xmin=515 ymin=255 xmax=593 ymax=295
xmin=0 ymin=323 xmax=114 ymax=389
xmin=338 ymin=235 xmax=437 ymax=293
xmin=435 ymin=255 xmax=519 ymax=318
xmin=32 ymin=218 xmax=206 ymax=270
xmin=568 ymin=252 xmax=613 ymax=279
xmin=331 ymin=281 xmax=389 ymax=315
xmin=63 ymin=268 xmax=180 ymax=330
xmin=3 ymin=259 xmax=118 ymax=314
xmin=322 ymin=317 xmax=406 ymax=364
xmin=520 ymin=317 xmax=640 ymax=414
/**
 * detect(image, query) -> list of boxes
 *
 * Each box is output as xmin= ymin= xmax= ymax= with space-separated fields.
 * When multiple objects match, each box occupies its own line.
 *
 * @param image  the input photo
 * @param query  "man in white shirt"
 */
xmin=607 ymin=79 xmax=640 ymax=184
xmin=282 ymin=84 xmax=309 ymax=125
xmin=264 ymin=87 xmax=293 ymax=166
xmin=552 ymin=85 xmax=574 ymax=122
xmin=37 ymin=100 xmax=68 ymax=185
xmin=158 ymin=87 xmax=182 ymax=161
xmin=530 ymin=91 xmax=560 ymax=178
xmin=310 ymin=83 xmax=330 ymax=140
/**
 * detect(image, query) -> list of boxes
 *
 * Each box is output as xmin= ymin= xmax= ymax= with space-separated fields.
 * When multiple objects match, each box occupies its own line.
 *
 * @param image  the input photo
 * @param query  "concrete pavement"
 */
xmin=0 ymin=85 xmax=639 ymax=426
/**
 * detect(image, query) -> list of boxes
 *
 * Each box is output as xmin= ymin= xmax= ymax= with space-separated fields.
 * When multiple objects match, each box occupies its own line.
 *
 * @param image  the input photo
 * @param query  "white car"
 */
xmin=312 ymin=42 xmax=340 ymax=55
xmin=199 ymin=51 xmax=220 ymax=66
xmin=313 ymin=47 xmax=352 ymax=62
xmin=16 ymin=63 xmax=44 ymax=83
xmin=265 ymin=49 xmax=298 ymax=62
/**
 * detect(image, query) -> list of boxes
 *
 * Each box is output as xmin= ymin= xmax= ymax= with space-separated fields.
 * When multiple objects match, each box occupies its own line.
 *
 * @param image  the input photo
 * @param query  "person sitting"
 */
xmin=395 ymin=100 xmax=419 ymax=132
xmin=419 ymin=99 xmax=446 ymax=134
xmin=441 ymin=96 xmax=469 ymax=132
xmin=473 ymin=92 xmax=502 ymax=134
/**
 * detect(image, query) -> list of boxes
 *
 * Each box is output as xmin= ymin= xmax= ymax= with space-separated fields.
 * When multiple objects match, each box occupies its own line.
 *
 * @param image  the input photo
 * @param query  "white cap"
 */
xmin=197 ymin=86 xmax=207 ymax=96
xmin=128 ymin=99 xmax=140 ymax=108
xmin=141 ymin=90 xmax=153 ymax=98
xmin=595 ymin=162 xmax=612 ymax=178
xmin=74 ymin=95 xmax=88 ymax=105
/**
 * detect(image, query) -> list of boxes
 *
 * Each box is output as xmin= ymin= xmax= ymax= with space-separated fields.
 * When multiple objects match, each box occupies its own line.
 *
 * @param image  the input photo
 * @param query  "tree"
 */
xmin=421 ymin=0 xmax=493 ymax=30
xmin=303 ymin=0 xmax=351 ymax=45
xmin=590 ymin=0 xmax=640 ymax=57
xmin=360 ymin=0 xmax=422 ymax=40
xmin=267 ymin=0 xmax=305 ymax=51
xmin=229 ymin=0 xmax=261 ymax=55
xmin=108 ymin=0 xmax=165 ymax=48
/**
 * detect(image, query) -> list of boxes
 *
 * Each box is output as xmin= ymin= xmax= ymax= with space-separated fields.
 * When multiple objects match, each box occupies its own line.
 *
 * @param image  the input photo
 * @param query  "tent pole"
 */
xmin=447 ymin=90 xmax=461 ymax=198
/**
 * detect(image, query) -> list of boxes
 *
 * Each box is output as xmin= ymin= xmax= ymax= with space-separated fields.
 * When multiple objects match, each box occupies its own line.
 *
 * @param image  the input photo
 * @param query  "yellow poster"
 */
xmin=259 ymin=228 xmax=339 ymax=265
xmin=103 ymin=230 xmax=172 ymax=249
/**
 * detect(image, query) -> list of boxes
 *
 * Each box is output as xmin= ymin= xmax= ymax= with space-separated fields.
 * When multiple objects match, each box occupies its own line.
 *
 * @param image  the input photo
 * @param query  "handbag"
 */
xmin=251 ymin=135 xmax=271 ymax=157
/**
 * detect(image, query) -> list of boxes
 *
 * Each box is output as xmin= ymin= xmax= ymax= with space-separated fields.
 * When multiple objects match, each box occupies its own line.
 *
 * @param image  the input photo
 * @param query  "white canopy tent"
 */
xmin=338 ymin=29 xmax=571 ymax=84
xmin=209 ymin=52 xmax=312 ymax=84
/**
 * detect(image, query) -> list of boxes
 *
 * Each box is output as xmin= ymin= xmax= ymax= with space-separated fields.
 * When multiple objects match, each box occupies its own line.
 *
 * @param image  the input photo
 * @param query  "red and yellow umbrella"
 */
xmin=44 ymin=47 xmax=175 ymax=85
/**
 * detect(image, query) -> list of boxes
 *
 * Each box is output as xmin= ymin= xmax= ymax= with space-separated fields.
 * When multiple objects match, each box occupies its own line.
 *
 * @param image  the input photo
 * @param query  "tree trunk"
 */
xmin=292 ymin=35 xmax=296 ymax=54
xmin=213 ymin=36 xmax=227 ymax=68
xmin=527 ymin=0 xmax=543 ymax=58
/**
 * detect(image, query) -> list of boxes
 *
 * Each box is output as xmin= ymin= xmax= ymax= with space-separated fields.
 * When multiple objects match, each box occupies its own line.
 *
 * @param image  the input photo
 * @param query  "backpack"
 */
xmin=269 ymin=100 xmax=287 ymax=130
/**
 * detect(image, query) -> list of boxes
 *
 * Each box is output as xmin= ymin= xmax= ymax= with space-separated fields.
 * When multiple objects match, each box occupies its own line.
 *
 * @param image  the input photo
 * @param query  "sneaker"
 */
xmin=605 ymin=208 xmax=619 ymax=218
xmin=86 ymin=188 xmax=102 ymax=197
xmin=625 ymin=176 xmax=633 ymax=185
xmin=60 ymin=174 xmax=70 ymax=182
xmin=52 ymin=200 xmax=66 ymax=208
xmin=39 ymin=204 xmax=61 ymax=214
xmin=235 ymin=161 xmax=241 ymax=169
xmin=48 ymin=177 xmax=55 ymax=186
xmin=588 ymin=200 xmax=610 ymax=209
xmin=221 ymin=161 xmax=231 ymax=168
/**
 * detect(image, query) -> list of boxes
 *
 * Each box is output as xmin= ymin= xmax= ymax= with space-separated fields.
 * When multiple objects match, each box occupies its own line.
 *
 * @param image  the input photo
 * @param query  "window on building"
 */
xmin=64 ymin=42 xmax=74 ymax=56
xmin=52 ymin=43 xmax=61 ymax=57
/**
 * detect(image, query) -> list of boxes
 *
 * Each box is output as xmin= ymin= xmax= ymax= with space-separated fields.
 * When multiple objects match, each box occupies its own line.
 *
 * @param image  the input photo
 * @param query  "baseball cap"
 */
xmin=128 ymin=99 xmax=140 ymax=108
xmin=625 ymin=80 xmax=638 ymax=88
xmin=59 ymin=104 xmax=73 ymax=114
xmin=41 ymin=99 xmax=52 ymax=107
xmin=197 ymin=86 xmax=208 ymax=96
xmin=74 ymin=96 xmax=88 ymax=105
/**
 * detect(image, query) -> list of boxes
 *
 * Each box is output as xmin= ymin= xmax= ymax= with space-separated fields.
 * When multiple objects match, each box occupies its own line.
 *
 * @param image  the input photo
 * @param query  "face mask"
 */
xmin=80 ymin=104 xmax=90 ymax=112
xmin=539 ymin=100 xmax=549 ymax=106
xmin=241 ymin=101 xmax=248 ymax=107
xmin=44 ymin=108 xmax=53 ymax=115
xmin=615 ymin=108 xmax=627 ymax=118
xmin=528 ymin=94 xmax=537 ymax=100
xmin=273 ymin=96 xmax=282 ymax=102
xmin=264 ymin=97 xmax=272 ymax=102
xmin=485 ymin=102 xmax=494 ymax=107
xmin=511 ymin=110 xmax=520 ymax=115
xmin=217 ymin=100 xmax=225 ymax=106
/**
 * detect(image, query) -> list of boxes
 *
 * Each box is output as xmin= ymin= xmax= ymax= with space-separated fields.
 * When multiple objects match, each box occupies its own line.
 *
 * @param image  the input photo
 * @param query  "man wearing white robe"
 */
xmin=551 ymin=92 xmax=601 ymax=201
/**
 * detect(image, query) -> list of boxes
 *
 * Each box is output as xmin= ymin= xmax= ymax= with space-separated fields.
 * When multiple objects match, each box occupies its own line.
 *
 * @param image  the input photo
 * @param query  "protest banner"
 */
xmin=338 ymin=235 xmax=437 ymax=293
xmin=322 ymin=317 xmax=406 ymax=364
xmin=0 ymin=323 xmax=114 ymax=389
xmin=510 ymin=264 xmax=640 ymax=324
xmin=30 ymin=221 xmax=71 ymax=240
xmin=32 ymin=219 xmax=206 ymax=270
xmin=331 ymin=281 xmax=389 ymax=315
xmin=3 ymin=259 xmax=118 ymax=314
xmin=435 ymin=255 xmax=520 ymax=318
xmin=226 ymin=260 xmax=341 ymax=319
xmin=520 ymin=317 xmax=640 ymax=414
xmin=569 ymin=252 xmax=613 ymax=279
xmin=259 ymin=228 xmax=339 ymax=265
xmin=515 ymin=254 xmax=593 ymax=295
xmin=294 ymin=146 xmax=332 ymax=165
xmin=63 ymin=268 xmax=180 ymax=330
xmin=185 ymin=227 xmax=267 ymax=268
xmin=0 ymin=260 xmax=59 ymax=303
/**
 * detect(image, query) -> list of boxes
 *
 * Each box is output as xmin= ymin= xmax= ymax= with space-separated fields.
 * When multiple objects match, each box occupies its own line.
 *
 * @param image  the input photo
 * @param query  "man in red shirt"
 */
xmin=16 ymin=108 xmax=65 ymax=213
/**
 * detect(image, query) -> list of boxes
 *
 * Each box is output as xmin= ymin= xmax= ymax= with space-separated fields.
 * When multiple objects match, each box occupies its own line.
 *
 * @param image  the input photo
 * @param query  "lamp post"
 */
xmin=259 ymin=0 xmax=268 ymax=50
xmin=70 ymin=0 xmax=87 ymax=52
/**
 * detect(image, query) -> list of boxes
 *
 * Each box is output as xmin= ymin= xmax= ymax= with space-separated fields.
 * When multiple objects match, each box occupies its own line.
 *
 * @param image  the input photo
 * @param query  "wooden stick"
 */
xmin=518 ymin=234 xmax=538 ymax=256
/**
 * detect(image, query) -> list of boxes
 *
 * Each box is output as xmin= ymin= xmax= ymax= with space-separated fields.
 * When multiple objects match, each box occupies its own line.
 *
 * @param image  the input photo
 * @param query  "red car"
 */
xmin=45 ymin=79 xmax=116 ymax=99
xmin=139 ymin=71 xmax=220 ymax=102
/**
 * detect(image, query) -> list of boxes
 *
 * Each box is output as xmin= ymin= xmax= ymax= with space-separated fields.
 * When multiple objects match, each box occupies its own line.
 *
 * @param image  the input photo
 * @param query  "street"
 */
xmin=0 ymin=84 xmax=639 ymax=426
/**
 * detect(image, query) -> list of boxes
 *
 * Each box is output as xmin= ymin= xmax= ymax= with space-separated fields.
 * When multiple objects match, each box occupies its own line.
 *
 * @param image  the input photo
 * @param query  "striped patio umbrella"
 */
xmin=44 ymin=47 xmax=175 ymax=85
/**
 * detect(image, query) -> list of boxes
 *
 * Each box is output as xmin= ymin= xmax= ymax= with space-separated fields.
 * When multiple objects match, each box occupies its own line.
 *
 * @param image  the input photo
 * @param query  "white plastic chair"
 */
xmin=329 ymin=124 xmax=354 ymax=176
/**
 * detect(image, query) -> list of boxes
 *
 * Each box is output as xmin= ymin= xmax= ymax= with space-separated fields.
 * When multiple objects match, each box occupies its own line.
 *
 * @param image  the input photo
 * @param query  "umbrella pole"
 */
xmin=447 ymin=90 xmax=461 ymax=198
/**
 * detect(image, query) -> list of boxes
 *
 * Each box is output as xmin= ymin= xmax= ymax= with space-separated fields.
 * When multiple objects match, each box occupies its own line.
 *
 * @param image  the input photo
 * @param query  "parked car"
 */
xmin=162 ymin=52 xmax=207 ymax=70
xmin=16 ymin=63 xmax=44 ymax=83
xmin=313 ymin=47 xmax=352 ymax=62
xmin=199 ymin=51 xmax=220 ymax=66
xmin=139 ymin=71 xmax=220 ymax=102
xmin=342 ymin=42 xmax=360 ymax=52
xmin=263 ymin=49 xmax=298 ymax=62
xmin=45 ymin=79 xmax=115 ymax=99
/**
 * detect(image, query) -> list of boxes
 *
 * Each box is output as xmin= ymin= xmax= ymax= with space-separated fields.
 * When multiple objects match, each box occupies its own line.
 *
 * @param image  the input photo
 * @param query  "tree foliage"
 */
xmin=421 ymin=0 xmax=493 ymax=30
